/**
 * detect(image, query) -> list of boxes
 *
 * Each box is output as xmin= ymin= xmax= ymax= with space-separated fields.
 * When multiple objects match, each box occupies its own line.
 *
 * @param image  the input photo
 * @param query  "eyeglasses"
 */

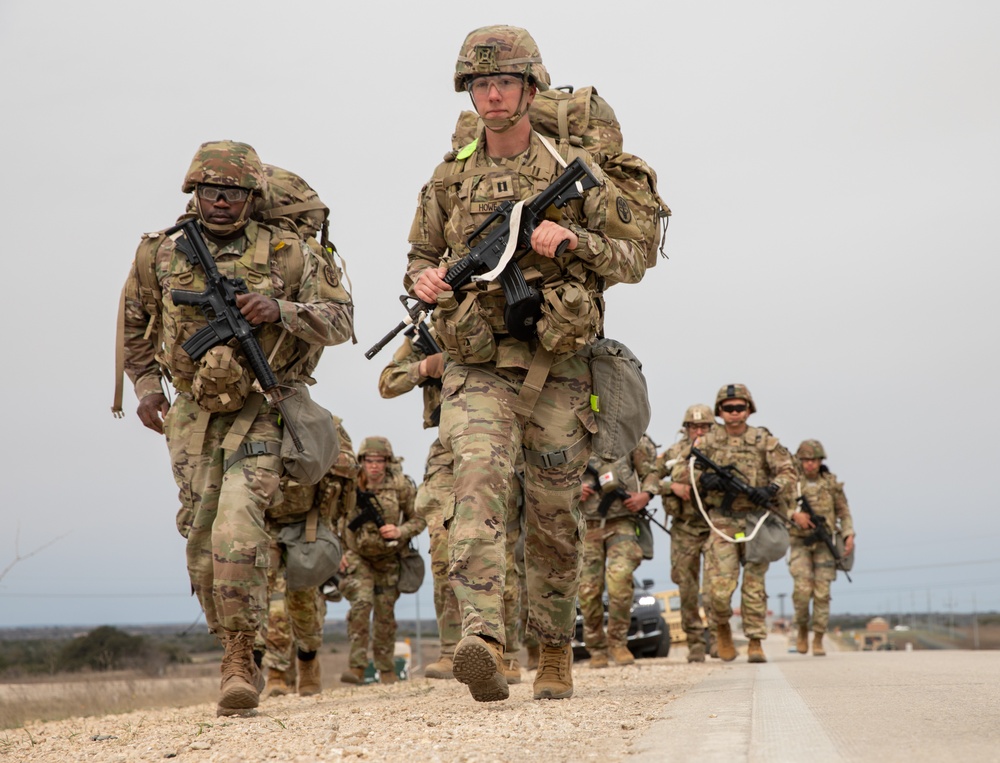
xmin=720 ymin=404 xmax=748 ymax=414
xmin=196 ymin=185 xmax=249 ymax=203
xmin=363 ymin=456 xmax=387 ymax=464
xmin=686 ymin=423 xmax=712 ymax=431
xmin=468 ymin=75 xmax=524 ymax=96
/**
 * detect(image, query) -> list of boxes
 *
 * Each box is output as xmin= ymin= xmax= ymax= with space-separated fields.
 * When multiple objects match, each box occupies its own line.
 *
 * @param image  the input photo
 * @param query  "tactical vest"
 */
xmin=697 ymin=425 xmax=781 ymax=513
xmin=342 ymin=470 xmax=414 ymax=559
xmin=792 ymin=472 xmax=839 ymax=539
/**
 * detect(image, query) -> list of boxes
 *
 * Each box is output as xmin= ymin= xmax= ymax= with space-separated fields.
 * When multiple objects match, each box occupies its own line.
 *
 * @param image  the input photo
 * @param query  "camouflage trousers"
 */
xmin=164 ymin=393 xmax=280 ymax=636
xmin=340 ymin=548 xmax=401 ymax=672
xmin=579 ymin=517 xmax=642 ymax=650
xmin=788 ymin=536 xmax=837 ymax=634
xmin=670 ymin=521 xmax=713 ymax=643
xmin=439 ymin=356 xmax=592 ymax=648
xmin=259 ymin=532 xmax=326 ymax=671
xmin=704 ymin=514 xmax=770 ymax=640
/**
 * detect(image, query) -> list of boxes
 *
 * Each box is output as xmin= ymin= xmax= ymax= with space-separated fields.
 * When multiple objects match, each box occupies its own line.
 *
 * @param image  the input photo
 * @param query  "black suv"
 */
xmin=572 ymin=577 xmax=670 ymax=660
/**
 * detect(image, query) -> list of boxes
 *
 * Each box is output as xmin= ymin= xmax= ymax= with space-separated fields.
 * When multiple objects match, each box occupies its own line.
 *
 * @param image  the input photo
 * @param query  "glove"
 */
xmin=748 ymin=484 xmax=779 ymax=507
xmin=699 ymin=472 xmax=726 ymax=492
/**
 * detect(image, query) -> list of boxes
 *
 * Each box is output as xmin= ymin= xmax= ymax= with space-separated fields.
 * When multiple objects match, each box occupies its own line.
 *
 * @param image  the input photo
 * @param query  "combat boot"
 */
xmin=609 ymin=643 xmax=635 ymax=666
xmin=796 ymin=625 xmax=809 ymax=654
xmin=533 ymin=643 xmax=574 ymax=700
xmin=687 ymin=641 xmax=706 ymax=663
xmin=589 ymin=650 xmax=609 ymax=669
xmin=709 ymin=632 xmax=720 ymax=659
xmin=503 ymin=656 xmax=522 ymax=684
xmin=716 ymin=622 xmax=737 ymax=662
xmin=263 ymin=667 xmax=294 ymax=698
xmin=452 ymin=634 xmax=509 ymax=702
xmin=379 ymin=668 xmax=398 ymax=684
xmin=747 ymin=638 xmax=767 ymax=663
xmin=340 ymin=666 xmax=365 ymax=685
xmin=217 ymin=631 xmax=264 ymax=717
xmin=424 ymin=655 xmax=454 ymax=679
xmin=813 ymin=632 xmax=826 ymax=657
xmin=297 ymin=651 xmax=321 ymax=696
xmin=526 ymin=644 xmax=540 ymax=671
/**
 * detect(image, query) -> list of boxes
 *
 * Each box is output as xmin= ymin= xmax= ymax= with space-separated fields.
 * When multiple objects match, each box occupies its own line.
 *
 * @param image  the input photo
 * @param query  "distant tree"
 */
xmin=57 ymin=626 xmax=149 ymax=672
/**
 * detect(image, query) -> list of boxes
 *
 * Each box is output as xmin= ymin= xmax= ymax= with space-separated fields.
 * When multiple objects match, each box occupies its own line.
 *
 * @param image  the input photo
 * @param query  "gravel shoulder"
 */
xmin=0 ymin=655 xmax=713 ymax=763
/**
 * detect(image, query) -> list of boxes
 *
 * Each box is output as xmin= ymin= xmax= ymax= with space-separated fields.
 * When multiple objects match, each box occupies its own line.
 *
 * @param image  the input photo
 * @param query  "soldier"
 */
xmin=671 ymin=385 xmax=796 ymax=664
xmin=338 ymin=437 xmax=424 ymax=684
xmin=121 ymin=141 xmax=353 ymax=716
xmin=578 ymin=434 xmax=658 ymax=668
xmin=406 ymin=25 xmax=646 ymax=702
xmin=658 ymin=405 xmax=717 ymax=662
xmin=789 ymin=440 xmax=856 ymax=656
xmin=261 ymin=417 xmax=358 ymax=697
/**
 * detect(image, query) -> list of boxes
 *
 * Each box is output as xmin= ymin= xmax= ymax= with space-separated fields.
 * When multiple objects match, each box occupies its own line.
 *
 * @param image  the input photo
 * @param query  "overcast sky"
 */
xmin=1 ymin=0 xmax=997 ymax=631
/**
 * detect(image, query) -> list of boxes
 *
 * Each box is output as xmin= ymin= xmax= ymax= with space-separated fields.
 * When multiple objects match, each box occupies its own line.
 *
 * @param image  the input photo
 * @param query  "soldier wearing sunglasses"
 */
xmin=670 ymin=384 xmax=795 ymax=664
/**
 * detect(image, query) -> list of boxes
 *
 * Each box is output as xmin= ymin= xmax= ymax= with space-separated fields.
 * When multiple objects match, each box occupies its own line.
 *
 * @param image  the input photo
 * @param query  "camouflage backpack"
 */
xmin=450 ymin=85 xmax=671 ymax=267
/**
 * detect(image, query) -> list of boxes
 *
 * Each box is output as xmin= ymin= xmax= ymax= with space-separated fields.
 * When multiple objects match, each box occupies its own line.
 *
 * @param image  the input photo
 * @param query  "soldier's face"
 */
xmin=685 ymin=423 xmax=712 ymax=440
xmin=801 ymin=458 xmax=821 ymax=477
xmin=718 ymin=399 xmax=750 ymax=428
xmin=196 ymin=184 xmax=248 ymax=227
xmin=469 ymin=74 xmax=534 ymax=121
xmin=363 ymin=456 xmax=387 ymax=482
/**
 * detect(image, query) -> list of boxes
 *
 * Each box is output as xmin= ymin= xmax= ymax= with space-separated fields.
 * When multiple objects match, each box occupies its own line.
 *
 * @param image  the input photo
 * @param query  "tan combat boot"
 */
xmin=687 ymin=641 xmax=706 ymax=663
xmin=424 ymin=654 xmax=454 ymax=679
xmin=217 ymin=631 xmax=265 ymax=717
xmin=533 ymin=643 xmax=574 ymax=700
xmin=716 ymin=622 xmax=737 ymax=662
xmin=297 ymin=653 xmax=321 ymax=696
xmin=813 ymin=632 xmax=826 ymax=657
xmin=340 ymin=666 xmax=365 ymax=685
xmin=379 ymin=668 xmax=398 ymax=684
xmin=526 ymin=644 xmax=540 ymax=671
xmin=747 ymin=638 xmax=767 ymax=663
xmin=589 ymin=650 xmax=609 ymax=669
xmin=609 ymin=643 xmax=635 ymax=666
xmin=263 ymin=667 xmax=294 ymax=698
xmin=503 ymin=656 xmax=522 ymax=684
xmin=796 ymin=625 xmax=809 ymax=654
xmin=452 ymin=634 xmax=509 ymax=702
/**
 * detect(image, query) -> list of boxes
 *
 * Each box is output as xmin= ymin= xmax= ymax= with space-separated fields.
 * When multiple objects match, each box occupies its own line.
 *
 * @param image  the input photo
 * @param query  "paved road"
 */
xmin=634 ymin=635 xmax=1000 ymax=762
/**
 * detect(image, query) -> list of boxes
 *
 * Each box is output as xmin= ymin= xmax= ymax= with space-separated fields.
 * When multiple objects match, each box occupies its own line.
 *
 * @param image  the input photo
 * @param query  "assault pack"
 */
xmin=449 ymin=85 xmax=671 ymax=267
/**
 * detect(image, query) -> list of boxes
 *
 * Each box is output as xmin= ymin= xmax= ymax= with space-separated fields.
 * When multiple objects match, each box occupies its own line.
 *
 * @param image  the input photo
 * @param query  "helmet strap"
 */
xmin=196 ymin=191 xmax=254 ymax=238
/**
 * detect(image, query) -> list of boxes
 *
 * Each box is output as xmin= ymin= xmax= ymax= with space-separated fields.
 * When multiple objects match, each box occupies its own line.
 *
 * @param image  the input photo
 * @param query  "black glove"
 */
xmin=748 ymin=484 xmax=779 ymax=507
xmin=699 ymin=472 xmax=726 ymax=492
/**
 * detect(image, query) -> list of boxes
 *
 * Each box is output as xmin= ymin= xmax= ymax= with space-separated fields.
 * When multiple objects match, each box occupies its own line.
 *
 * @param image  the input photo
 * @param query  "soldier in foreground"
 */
xmin=578 ymin=434 xmax=658 ymax=668
xmin=657 ymin=405 xmax=717 ymax=662
xmin=120 ymin=141 xmax=353 ymax=715
xmin=406 ymin=25 xmax=646 ymax=702
xmin=338 ymin=437 xmax=424 ymax=684
xmin=789 ymin=439 xmax=855 ymax=656
xmin=671 ymin=385 xmax=795 ymax=664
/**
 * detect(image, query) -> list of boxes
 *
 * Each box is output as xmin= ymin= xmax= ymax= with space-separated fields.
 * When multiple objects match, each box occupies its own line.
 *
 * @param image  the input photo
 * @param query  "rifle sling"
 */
xmin=305 ymin=507 xmax=319 ymax=543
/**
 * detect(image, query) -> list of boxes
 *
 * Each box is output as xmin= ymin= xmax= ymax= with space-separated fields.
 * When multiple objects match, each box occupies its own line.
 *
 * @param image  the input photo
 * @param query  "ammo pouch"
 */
xmin=635 ymin=514 xmax=654 ymax=560
xmin=536 ymin=283 xmax=600 ymax=356
xmin=191 ymin=345 xmax=251 ymax=413
xmin=581 ymin=338 xmax=651 ymax=462
xmin=397 ymin=541 xmax=426 ymax=594
xmin=279 ymin=383 xmax=339 ymax=485
xmin=744 ymin=511 xmax=790 ymax=564
xmin=277 ymin=510 xmax=343 ymax=591
xmin=432 ymin=291 xmax=496 ymax=364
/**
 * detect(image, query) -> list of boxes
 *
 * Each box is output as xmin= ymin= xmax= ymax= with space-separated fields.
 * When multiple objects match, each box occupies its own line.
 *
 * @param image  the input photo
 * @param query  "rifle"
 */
xmin=166 ymin=218 xmax=302 ymax=450
xmin=348 ymin=489 xmax=397 ymax=547
xmin=797 ymin=493 xmax=852 ymax=582
xmin=584 ymin=465 xmax=669 ymax=534
xmin=403 ymin=314 xmax=442 ymax=391
xmin=689 ymin=446 xmax=789 ymax=524
xmin=365 ymin=156 xmax=600 ymax=359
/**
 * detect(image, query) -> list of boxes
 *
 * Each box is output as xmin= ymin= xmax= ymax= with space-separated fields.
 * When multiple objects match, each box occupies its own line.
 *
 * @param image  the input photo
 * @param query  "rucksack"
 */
xmin=450 ymin=85 xmax=671 ymax=267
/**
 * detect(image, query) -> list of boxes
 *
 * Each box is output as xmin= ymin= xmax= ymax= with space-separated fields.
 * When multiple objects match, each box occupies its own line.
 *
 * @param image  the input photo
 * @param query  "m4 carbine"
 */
xmin=797 ymin=493 xmax=852 ymax=582
xmin=365 ymin=156 xmax=599 ymax=359
xmin=348 ymin=489 xmax=397 ymax=547
xmin=584 ymin=464 xmax=669 ymax=534
xmin=689 ymin=446 xmax=787 ymax=522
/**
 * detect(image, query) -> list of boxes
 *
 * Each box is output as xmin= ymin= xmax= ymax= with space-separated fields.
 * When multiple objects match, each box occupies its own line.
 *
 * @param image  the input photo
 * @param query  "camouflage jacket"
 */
xmin=581 ymin=433 xmax=659 ymax=521
xmin=671 ymin=424 xmax=796 ymax=517
xmin=123 ymin=220 xmax=353 ymax=400
xmin=340 ymin=468 xmax=424 ymax=560
xmin=378 ymin=335 xmax=442 ymax=430
xmin=793 ymin=470 xmax=854 ymax=539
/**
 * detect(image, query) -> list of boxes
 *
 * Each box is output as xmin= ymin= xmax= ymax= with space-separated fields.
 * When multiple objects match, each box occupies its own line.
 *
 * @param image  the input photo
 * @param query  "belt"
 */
xmin=224 ymin=441 xmax=281 ymax=472
xmin=522 ymin=435 xmax=589 ymax=469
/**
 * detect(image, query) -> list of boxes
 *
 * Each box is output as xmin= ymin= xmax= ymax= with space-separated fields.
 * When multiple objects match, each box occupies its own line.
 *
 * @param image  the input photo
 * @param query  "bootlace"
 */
xmin=221 ymin=632 xmax=253 ymax=681
xmin=536 ymin=646 xmax=565 ymax=680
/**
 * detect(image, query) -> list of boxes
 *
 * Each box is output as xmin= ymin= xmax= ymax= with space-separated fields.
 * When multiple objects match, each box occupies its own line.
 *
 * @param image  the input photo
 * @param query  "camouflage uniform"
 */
xmin=671 ymin=417 xmax=795 ymax=642
xmin=339 ymin=453 xmax=424 ymax=675
xmin=789 ymin=456 xmax=854 ymax=636
xmin=578 ymin=435 xmax=658 ymax=657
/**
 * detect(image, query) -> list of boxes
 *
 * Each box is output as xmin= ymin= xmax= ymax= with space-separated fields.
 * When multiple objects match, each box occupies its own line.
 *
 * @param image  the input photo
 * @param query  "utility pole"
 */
xmin=777 ymin=592 xmax=787 ymax=622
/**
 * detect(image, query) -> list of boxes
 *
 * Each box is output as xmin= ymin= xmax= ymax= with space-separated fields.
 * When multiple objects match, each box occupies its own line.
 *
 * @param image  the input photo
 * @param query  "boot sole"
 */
xmin=424 ymin=669 xmax=454 ymax=679
xmin=217 ymin=682 xmax=260 ymax=716
xmin=453 ymin=639 xmax=509 ymax=702
xmin=533 ymin=685 xmax=574 ymax=700
xmin=747 ymin=654 xmax=767 ymax=663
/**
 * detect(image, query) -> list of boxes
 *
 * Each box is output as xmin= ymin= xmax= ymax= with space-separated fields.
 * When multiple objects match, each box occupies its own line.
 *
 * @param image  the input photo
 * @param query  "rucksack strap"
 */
xmin=523 ymin=434 xmax=589 ymax=469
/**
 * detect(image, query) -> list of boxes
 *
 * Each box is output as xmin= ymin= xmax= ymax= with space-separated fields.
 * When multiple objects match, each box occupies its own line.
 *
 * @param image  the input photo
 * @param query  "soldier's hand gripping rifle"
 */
xmin=348 ymin=489 xmax=397 ymax=547
xmin=166 ymin=218 xmax=303 ymax=451
xmin=404 ymin=315 xmax=443 ymax=390
xmin=365 ymin=156 xmax=600 ymax=359
xmin=797 ymin=493 xmax=852 ymax=582
xmin=584 ymin=465 xmax=669 ymax=534
xmin=689 ymin=446 xmax=789 ymax=523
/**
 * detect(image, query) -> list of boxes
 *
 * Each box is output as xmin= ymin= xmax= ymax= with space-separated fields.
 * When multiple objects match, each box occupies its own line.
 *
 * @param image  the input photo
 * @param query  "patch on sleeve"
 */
xmin=616 ymin=196 xmax=633 ymax=224
xmin=324 ymin=264 xmax=340 ymax=287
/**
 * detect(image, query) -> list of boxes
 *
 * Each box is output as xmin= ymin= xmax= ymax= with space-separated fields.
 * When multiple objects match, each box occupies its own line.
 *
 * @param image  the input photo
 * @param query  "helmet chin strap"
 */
xmin=475 ymin=84 xmax=532 ymax=134
xmin=197 ymin=193 xmax=254 ymax=238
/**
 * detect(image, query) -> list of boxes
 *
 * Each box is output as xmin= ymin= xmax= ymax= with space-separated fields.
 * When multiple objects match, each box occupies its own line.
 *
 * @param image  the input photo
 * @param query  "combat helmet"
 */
xmin=796 ymin=440 xmax=826 ymax=460
xmin=182 ymin=140 xmax=266 ymax=236
xmin=682 ymin=404 xmax=715 ymax=428
xmin=714 ymin=383 xmax=757 ymax=415
xmin=358 ymin=436 xmax=394 ymax=461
